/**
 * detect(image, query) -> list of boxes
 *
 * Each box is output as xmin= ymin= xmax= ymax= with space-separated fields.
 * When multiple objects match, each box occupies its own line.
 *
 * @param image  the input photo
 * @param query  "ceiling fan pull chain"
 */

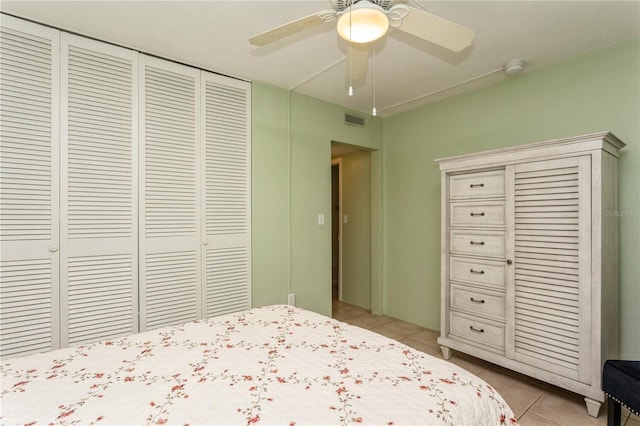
xmin=348 ymin=8 xmax=354 ymax=96
xmin=372 ymin=43 xmax=377 ymax=116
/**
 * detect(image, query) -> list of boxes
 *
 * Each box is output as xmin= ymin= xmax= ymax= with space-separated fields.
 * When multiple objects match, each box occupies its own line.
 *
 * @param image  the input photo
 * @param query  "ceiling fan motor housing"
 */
xmin=335 ymin=0 xmax=395 ymax=13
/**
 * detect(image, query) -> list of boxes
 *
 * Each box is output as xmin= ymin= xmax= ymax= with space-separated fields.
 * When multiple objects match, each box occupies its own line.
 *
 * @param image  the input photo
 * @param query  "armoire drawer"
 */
xmin=450 ymin=230 xmax=505 ymax=258
xmin=450 ymin=201 xmax=505 ymax=227
xmin=450 ymin=312 xmax=505 ymax=351
xmin=450 ymin=284 xmax=505 ymax=321
xmin=449 ymin=256 xmax=505 ymax=288
xmin=449 ymin=170 xmax=505 ymax=200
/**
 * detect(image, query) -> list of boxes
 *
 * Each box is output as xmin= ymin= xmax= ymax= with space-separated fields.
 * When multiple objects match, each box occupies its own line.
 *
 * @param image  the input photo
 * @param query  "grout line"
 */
xmin=517 ymin=389 xmax=559 ymax=425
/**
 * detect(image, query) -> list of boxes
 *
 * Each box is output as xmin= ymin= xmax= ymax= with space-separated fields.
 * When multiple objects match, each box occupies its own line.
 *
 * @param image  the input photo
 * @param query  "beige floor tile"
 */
xmin=486 ymin=363 xmax=550 ymax=389
xmin=332 ymin=303 xmax=370 ymax=320
xmin=527 ymin=388 xmax=607 ymax=425
xmin=397 ymin=327 xmax=441 ymax=354
xmin=625 ymin=412 xmax=640 ymax=426
xmin=408 ymin=327 xmax=440 ymax=342
xmin=509 ymin=404 xmax=528 ymax=421
xmin=332 ymin=311 xmax=358 ymax=322
xmin=433 ymin=351 xmax=492 ymax=376
xmin=476 ymin=368 xmax=548 ymax=411
xmin=399 ymin=336 xmax=442 ymax=355
xmin=369 ymin=319 xmax=425 ymax=340
xmin=517 ymin=411 xmax=562 ymax=425
xmin=344 ymin=314 xmax=396 ymax=329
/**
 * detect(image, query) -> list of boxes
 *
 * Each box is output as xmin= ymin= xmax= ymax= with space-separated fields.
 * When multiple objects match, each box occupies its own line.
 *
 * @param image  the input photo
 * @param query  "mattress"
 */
xmin=1 ymin=305 xmax=517 ymax=425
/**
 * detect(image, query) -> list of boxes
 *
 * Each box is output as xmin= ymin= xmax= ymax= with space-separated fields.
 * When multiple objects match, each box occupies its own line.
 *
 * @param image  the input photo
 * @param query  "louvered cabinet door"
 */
xmin=139 ymin=56 xmax=202 ymax=331
xmin=512 ymin=156 xmax=592 ymax=382
xmin=201 ymin=72 xmax=251 ymax=317
xmin=60 ymin=34 xmax=138 ymax=346
xmin=0 ymin=16 xmax=60 ymax=358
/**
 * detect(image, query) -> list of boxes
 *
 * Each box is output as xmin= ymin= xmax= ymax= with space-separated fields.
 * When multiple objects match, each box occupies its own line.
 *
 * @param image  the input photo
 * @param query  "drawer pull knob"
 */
xmin=470 ymin=297 xmax=485 ymax=304
xmin=470 ymin=241 xmax=485 ymax=246
xmin=469 ymin=269 xmax=485 ymax=275
xmin=469 ymin=326 xmax=485 ymax=333
xmin=470 ymin=212 xmax=485 ymax=217
xmin=469 ymin=183 xmax=485 ymax=188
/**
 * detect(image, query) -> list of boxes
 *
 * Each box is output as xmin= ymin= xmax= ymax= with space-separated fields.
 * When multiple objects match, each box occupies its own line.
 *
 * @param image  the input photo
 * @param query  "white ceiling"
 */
xmin=1 ymin=1 xmax=639 ymax=117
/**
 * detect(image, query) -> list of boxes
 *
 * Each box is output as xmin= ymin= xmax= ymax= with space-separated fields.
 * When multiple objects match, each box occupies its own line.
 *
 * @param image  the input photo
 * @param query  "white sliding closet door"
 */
xmin=201 ymin=72 xmax=251 ymax=317
xmin=60 ymin=34 xmax=138 ymax=346
xmin=0 ymin=16 xmax=60 ymax=358
xmin=139 ymin=56 xmax=202 ymax=331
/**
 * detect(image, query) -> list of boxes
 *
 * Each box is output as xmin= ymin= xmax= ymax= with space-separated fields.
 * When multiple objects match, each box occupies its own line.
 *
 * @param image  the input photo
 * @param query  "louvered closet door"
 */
xmin=140 ymin=56 xmax=202 ymax=331
xmin=512 ymin=156 xmax=591 ymax=382
xmin=60 ymin=34 xmax=138 ymax=346
xmin=201 ymin=72 xmax=251 ymax=317
xmin=0 ymin=16 xmax=60 ymax=358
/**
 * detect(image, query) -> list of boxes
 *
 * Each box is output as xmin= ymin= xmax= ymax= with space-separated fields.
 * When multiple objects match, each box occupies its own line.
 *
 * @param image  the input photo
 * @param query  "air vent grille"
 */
xmin=344 ymin=112 xmax=365 ymax=127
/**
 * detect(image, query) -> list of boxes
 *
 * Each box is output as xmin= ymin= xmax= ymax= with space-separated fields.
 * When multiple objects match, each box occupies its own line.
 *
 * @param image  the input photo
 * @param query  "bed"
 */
xmin=1 ymin=305 xmax=517 ymax=425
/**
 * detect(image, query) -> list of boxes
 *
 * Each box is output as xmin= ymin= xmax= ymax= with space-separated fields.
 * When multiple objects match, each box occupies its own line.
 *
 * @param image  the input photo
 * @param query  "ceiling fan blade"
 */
xmin=392 ymin=5 xmax=475 ymax=52
xmin=345 ymin=44 xmax=369 ymax=82
xmin=249 ymin=10 xmax=337 ymax=46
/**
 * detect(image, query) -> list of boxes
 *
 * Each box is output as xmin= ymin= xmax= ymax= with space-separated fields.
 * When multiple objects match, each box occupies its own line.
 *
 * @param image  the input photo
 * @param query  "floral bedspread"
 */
xmin=1 ymin=305 xmax=517 ymax=425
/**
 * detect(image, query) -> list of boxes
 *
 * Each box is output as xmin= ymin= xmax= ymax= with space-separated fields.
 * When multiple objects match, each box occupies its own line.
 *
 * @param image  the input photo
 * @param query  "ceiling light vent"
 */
xmin=344 ymin=112 xmax=365 ymax=127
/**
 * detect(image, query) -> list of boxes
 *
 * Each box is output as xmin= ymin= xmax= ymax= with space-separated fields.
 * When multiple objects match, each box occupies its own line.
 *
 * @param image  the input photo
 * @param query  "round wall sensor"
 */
xmin=504 ymin=59 xmax=526 ymax=75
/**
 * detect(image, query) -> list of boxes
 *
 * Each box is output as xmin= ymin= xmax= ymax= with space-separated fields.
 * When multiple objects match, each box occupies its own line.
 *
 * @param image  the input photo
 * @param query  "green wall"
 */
xmin=252 ymin=86 xmax=382 ymax=317
xmin=383 ymin=38 xmax=640 ymax=357
xmin=251 ymin=84 xmax=290 ymax=307
xmin=252 ymin=38 xmax=639 ymax=358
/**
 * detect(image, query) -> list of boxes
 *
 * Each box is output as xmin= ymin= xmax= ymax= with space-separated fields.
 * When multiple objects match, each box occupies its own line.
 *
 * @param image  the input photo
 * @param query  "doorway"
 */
xmin=331 ymin=143 xmax=372 ymax=310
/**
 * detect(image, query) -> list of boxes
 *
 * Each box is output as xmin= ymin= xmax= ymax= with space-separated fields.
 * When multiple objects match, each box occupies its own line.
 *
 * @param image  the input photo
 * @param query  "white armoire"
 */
xmin=435 ymin=132 xmax=624 ymax=417
xmin=0 ymin=15 xmax=251 ymax=359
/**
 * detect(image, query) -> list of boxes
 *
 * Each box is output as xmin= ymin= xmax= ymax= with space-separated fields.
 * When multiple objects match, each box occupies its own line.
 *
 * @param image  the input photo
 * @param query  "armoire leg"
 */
xmin=440 ymin=346 xmax=452 ymax=360
xmin=584 ymin=397 xmax=602 ymax=418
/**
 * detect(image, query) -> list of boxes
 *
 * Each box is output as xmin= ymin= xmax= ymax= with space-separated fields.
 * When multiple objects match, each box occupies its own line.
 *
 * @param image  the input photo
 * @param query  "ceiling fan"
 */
xmin=249 ymin=0 xmax=475 ymax=51
xmin=249 ymin=0 xmax=475 ymax=52
xmin=249 ymin=0 xmax=475 ymax=113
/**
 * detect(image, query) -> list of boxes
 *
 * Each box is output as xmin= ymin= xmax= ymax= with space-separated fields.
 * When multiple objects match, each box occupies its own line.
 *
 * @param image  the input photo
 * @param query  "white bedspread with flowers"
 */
xmin=1 ymin=305 xmax=517 ymax=425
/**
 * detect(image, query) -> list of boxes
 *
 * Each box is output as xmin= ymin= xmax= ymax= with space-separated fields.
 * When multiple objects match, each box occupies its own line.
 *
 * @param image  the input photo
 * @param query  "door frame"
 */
xmin=331 ymin=158 xmax=343 ymax=301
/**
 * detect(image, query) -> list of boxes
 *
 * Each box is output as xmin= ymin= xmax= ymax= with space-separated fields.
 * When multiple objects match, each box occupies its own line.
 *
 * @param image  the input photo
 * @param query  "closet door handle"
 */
xmin=469 ymin=183 xmax=485 ymax=188
xmin=469 ymin=326 xmax=485 ymax=333
xmin=470 ymin=241 xmax=485 ymax=246
xmin=49 ymin=245 xmax=58 ymax=253
xmin=470 ymin=212 xmax=485 ymax=217
xmin=470 ymin=297 xmax=485 ymax=304
xmin=469 ymin=269 xmax=485 ymax=275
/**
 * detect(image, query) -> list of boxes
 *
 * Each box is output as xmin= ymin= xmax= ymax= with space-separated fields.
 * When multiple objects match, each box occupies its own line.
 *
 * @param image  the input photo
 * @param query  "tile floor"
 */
xmin=332 ymin=299 xmax=639 ymax=426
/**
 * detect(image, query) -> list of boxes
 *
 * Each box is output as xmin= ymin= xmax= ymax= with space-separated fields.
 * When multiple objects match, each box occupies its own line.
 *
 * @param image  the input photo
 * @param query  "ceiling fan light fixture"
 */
xmin=337 ymin=1 xmax=389 ymax=44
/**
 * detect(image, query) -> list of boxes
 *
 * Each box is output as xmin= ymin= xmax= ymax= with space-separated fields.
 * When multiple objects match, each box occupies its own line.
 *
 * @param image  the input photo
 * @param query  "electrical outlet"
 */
xmin=287 ymin=293 xmax=295 ymax=306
